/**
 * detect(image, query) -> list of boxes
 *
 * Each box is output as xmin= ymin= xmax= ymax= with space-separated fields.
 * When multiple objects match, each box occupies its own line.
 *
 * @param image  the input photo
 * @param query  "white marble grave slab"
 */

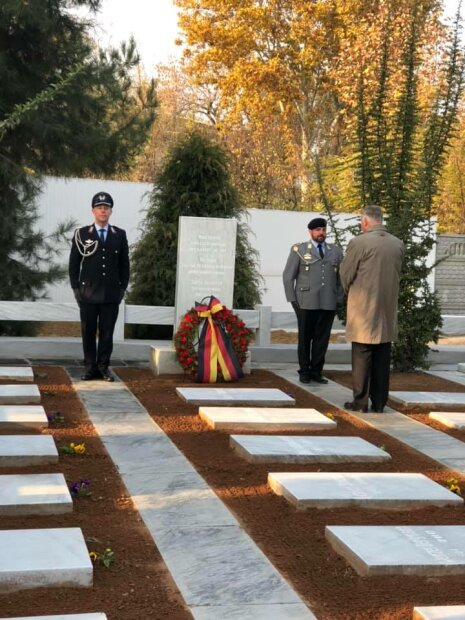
xmin=199 ymin=407 xmax=335 ymax=432
xmin=231 ymin=435 xmax=390 ymax=463
xmin=390 ymin=391 xmax=465 ymax=406
xmin=0 ymin=384 xmax=40 ymax=405
xmin=326 ymin=525 xmax=465 ymax=576
xmin=414 ymin=606 xmax=465 ymax=619
xmin=458 ymin=363 xmax=465 ymax=374
xmin=0 ymin=473 xmax=72 ymax=515
xmin=176 ymin=387 xmax=295 ymax=406
xmin=4 ymin=615 xmax=107 ymax=620
xmin=0 ymin=405 xmax=48 ymax=430
xmin=268 ymin=472 xmax=462 ymax=510
xmin=0 ymin=367 xmax=33 ymax=382
xmin=0 ymin=527 xmax=92 ymax=591
xmin=0 ymin=435 xmax=58 ymax=466
xmin=429 ymin=412 xmax=465 ymax=429
xmin=191 ymin=604 xmax=317 ymax=619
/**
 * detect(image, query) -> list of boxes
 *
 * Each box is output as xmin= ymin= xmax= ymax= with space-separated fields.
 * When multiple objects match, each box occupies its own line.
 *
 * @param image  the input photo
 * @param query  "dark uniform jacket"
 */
xmin=69 ymin=224 xmax=130 ymax=304
xmin=283 ymin=241 xmax=344 ymax=310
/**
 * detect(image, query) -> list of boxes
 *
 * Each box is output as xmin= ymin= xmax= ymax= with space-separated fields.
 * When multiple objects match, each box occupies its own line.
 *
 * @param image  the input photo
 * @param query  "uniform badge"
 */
xmin=84 ymin=239 xmax=94 ymax=246
xmin=293 ymin=245 xmax=298 ymax=252
xmin=303 ymin=253 xmax=312 ymax=260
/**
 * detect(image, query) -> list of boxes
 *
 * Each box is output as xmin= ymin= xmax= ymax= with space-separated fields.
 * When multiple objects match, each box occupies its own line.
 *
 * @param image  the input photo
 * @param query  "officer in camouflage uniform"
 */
xmin=69 ymin=192 xmax=130 ymax=382
xmin=283 ymin=217 xmax=343 ymax=384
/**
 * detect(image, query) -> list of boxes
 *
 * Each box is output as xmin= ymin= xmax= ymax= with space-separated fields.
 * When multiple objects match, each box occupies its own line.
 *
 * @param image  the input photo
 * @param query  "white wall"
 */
xmin=37 ymin=176 xmax=152 ymax=302
xmin=36 ymin=176 xmax=436 ymax=310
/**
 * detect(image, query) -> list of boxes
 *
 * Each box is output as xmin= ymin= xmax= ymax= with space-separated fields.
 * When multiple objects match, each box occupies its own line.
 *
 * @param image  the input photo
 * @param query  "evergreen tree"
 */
xmin=128 ymin=131 xmax=262 ymax=338
xmin=0 ymin=0 xmax=157 ymax=334
xmin=353 ymin=3 xmax=464 ymax=370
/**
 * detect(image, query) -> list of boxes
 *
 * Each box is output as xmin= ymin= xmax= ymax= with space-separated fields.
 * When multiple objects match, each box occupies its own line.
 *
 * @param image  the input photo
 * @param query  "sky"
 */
xmin=86 ymin=0 xmax=462 ymax=76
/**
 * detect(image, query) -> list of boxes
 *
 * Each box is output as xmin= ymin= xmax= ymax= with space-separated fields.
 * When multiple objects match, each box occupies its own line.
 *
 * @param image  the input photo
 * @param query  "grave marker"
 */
xmin=0 ymin=473 xmax=73 ymax=515
xmin=177 ymin=387 xmax=295 ymax=406
xmin=0 ymin=385 xmax=40 ymax=405
xmin=0 ymin=527 xmax=92 ymax=591
xmin=326 ymin=525 xmax=465 ymax=576
xmin=231 ymin=436 xmax=390 ymax=463
xmin=268 ymin=472 xmax=462 ymax=510
xmin=174 ymin=216 xmax=237 ymax=329
xmin=199 ymin=407 xmax=335 ymax=432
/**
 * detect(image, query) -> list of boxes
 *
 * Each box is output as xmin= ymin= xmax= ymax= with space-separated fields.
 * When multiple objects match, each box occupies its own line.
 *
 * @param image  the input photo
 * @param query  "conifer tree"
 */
xmin=0 ymin=0 xmax=157 ymax=334
xmin=128 ymin=131 xmax=262 ymax=338
xmin=354 ymin=3 xmax=464 ymax=370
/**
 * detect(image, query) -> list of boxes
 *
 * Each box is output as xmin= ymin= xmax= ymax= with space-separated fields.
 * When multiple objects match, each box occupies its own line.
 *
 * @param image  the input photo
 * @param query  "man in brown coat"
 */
xmin=340 ymin=205 xmax=404 ymax=412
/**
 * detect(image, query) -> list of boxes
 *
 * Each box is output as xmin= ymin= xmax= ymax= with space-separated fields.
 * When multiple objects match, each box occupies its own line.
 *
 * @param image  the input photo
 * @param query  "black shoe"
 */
xmin=81 ymin=370 xmax=102 ymax=381
xmin=299 ymin=375 xmax=311 ymax=384
xmin=100 ymin=368 xmax=115 ymax=382
xmin=344 ymin=401 xmax=368 ymax=413
xmin=371 ymin=406 xmax=384 ymax=413
xmin=311 ymin=375 xmax=328 ymax=384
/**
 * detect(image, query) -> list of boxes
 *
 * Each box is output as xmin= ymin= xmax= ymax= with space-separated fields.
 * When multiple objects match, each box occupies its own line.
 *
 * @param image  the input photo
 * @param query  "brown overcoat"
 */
xmin=340 ymin=225 xmax=404 ymax=344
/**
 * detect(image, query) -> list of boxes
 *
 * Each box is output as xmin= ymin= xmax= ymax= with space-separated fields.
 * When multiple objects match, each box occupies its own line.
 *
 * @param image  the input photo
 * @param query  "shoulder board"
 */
xmin=292 ymin=241 xmax=306 ymax=252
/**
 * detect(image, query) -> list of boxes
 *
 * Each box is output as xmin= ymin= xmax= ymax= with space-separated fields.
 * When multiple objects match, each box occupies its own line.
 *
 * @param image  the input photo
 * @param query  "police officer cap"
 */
xmin=308 ymin=217 xmax=327 ymax=230
xmin=92 ymin=192 xmax=114 ymax=208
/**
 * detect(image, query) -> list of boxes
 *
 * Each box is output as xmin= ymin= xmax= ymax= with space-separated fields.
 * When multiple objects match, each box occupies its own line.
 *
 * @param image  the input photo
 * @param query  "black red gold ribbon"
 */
xmin=195 ymin=296 xmax=244 ymax=383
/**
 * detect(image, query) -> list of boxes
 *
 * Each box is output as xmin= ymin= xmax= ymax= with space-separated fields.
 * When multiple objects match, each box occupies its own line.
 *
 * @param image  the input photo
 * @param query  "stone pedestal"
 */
xmin=150 ymin=346 xmax=251 ymax=376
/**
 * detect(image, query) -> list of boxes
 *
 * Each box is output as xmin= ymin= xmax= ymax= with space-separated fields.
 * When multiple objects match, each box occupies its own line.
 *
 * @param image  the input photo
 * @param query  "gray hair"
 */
xmin=363 ymin=204 xmax=383 ymax=223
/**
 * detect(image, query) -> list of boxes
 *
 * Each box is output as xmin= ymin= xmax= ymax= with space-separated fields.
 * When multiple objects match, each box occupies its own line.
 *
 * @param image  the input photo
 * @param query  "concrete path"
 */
xmin=273 ymin=367 xmax=465 ymax=475
xmin=67 ymin=368 xmax=317 ymax=620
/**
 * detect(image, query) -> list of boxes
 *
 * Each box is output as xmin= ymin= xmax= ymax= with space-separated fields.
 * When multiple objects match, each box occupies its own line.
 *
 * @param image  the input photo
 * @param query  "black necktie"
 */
xmin=99 ymin=229 xmax=105 ymax=243
xmin=317 ymin=243 xmax=324 ymax=259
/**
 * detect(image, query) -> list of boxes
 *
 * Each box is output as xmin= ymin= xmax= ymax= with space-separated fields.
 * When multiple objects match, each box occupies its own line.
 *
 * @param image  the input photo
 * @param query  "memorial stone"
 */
xmin=325 ymin=525 xmax=465 ymax=576
xmin=0 ymin=367 xmax=33 ymax=382
xmin=0 ymin=435 xmax=58 ymax=466
xmin=177 ymin=387 xmax=295 ymax=406
xmin=3 ymin=616 xmax=107 ymax=620
xmin=429 ymin=412 xmax=465 ymax=429
xmin=0 ymin=473 xmax=73 ymax=515
xmin=0 ymin=527 xmax=92 ymax=590
xmin=174 ymin=216 xmax=237 ymax=329
xmin=390 ymin=392 xmax=465 ymax=406
xmin=0 ymin=405 xmax=48 ymax=430
xmin=0 ymin=384 xmax=40 ymax=405
xmin=231 ymin=436 xmax=390 ymax=463
xmin=268 ymin=472 xmax=462 ymax=510
xmin=199 ymin=407 xmax=336 ymax=432
xmin=413 ymin=606 xmax=465 ymax=620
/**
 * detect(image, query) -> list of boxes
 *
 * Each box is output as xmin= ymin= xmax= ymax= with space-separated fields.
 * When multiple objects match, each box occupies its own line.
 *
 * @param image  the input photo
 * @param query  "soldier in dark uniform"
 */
xmin=69 ymin=192 xmax=130 ymax=381
xmin=283 ymin=217 xmax=343 ymax=384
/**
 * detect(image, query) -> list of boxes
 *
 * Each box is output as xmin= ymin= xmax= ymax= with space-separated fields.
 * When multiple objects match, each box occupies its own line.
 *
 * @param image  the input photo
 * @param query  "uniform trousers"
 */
xmin=351 ymin=341 xmax=391 ymax=410
xmin=79 ymin=302 xmax=119 ymax=372
xmin=296 ymin=308 xmax=335 ymax=378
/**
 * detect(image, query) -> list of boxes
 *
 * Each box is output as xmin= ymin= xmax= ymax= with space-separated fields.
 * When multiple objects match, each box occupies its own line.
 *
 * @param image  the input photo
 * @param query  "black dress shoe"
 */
xmin=344 ymin=401 xmax=368 ymax=413
xmin=371 ymin=406 xmax=384 ymax=413
xmin=311 ymin=375 xmax=328 ymax=384
xmin=100 ymin=368 xmax=115 ymax=382
xmin=299 ymin=375 xmax=311 ymax=384
xmin=81 ymin=370 xmax=101 ymax=381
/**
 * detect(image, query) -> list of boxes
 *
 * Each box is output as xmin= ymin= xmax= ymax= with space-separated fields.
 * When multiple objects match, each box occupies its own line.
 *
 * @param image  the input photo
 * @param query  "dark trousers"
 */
xmin=295 ymin=308 xmax=335 ymax=378
xmin=351 ymin=341 xmax=392 ymax=410
xmin=79 ymin=302 xmax=119 ymax=372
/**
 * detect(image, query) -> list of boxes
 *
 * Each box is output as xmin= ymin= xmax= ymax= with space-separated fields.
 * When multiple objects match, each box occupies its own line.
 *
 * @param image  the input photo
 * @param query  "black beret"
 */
xmin=308 ymin=217 xmax=327 ymax=230
xmin=92 ymin=192 xmax=114 ymax=208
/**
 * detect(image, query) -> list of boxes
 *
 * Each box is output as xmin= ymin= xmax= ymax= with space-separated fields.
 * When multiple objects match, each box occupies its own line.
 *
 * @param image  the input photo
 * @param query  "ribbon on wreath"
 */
xmin=195 ymin=295 xmax=244 ymax=383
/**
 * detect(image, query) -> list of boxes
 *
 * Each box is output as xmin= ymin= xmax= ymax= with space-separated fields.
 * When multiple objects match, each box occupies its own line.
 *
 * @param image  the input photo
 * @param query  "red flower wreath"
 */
xmin=174 ymin=302 xmax=253 ymax=380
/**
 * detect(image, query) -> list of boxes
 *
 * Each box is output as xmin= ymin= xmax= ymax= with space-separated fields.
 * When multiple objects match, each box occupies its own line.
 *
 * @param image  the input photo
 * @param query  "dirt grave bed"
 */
xmin=1 ymin=367 xmax=465 ymax=619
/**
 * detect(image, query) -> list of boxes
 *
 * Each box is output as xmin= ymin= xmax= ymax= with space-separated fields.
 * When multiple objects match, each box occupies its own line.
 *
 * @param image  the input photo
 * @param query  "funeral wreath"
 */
xmin=174 ymin=296 xmax=253 ymax=382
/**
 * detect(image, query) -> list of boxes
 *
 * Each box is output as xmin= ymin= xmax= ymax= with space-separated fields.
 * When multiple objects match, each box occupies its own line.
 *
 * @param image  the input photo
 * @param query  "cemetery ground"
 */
xmin=2 ymin=367 xmax=465 ymax=619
